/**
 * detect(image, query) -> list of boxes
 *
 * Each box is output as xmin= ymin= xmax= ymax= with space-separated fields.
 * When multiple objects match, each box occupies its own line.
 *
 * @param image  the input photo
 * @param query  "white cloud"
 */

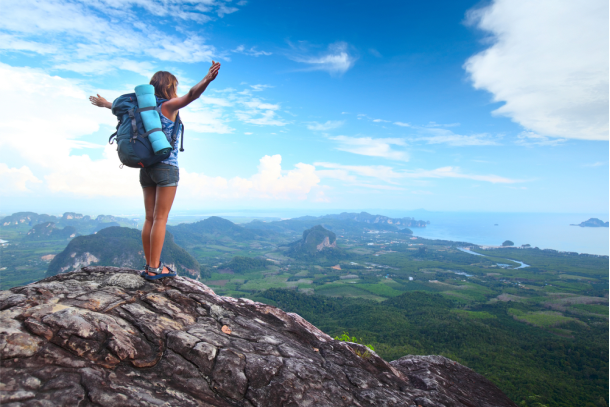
xmin=0 ymin=63 xmax=143 ymax=197
xmin=329 ymin=136 xmax=409 ymax=161
xmin=54 ymin=59 xmax=155 ymax=77
xmin=414 ymin=128 xmax=498 ymax=146
xmin=515 ymin=131 xmax=565 ymax=147
xmin=0 ymin=164 xmax=42 ymax=193
xmin=0 ymin=0 xmax=233 ymax=74
xmin=464 ymin=0 xmax=609 ymax=140
xmin=315 ymin=162 xmax=520 ymax=184
xmin=394 ymin=122 xmax=411 ymax=127
xmin=180 ymin=155 xmax=321 ymax=200
xmin=0 ymin=33 xmax=56 ymax=54
xmin=181 ymin=103 xmax=234 ymax=134
xmin=583 ymin=161 xmax=607 ymax=167
xmin=315 ymin=163 xmax=406 ymax=183
xmin=233 ymin=45 xmax=272 ymax=57
xmin=250 ymin=84 xmax=273 ymax=92
xmin=234 ymin=97 xmax=287 ymax=126
xmin=401 ymin=167 xmax=519 ymax=184
xmin=291 ymin=42 xmax=356 ymax=75
xmin=307 ymin=120 xmax=344 ymax=131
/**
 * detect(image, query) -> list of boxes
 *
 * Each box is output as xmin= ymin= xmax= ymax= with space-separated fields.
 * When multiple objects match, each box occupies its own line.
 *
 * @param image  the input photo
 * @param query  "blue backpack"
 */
xmin=109 ymin=94 xmax=184 ymax=168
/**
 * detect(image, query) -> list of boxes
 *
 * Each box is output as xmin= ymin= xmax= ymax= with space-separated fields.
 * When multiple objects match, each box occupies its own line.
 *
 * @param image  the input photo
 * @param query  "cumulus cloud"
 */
xmin=180 ymin=155 xmax=321 ymax=200
xmin=329 ymin=136 xmax=409 ymax=161
xmin=307 ymin=120 xmax=344 ymax=131
xmin=291 ymin=42 xmax=356 ymax=75
xmin=0 ymin=164 xmax=42 ymax=193
xmin=464 ymin=0 xmax=609 ymax=140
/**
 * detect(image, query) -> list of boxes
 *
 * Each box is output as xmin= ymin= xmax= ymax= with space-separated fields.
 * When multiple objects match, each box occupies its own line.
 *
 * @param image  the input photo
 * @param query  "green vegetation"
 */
xmin=217 ymin=256 xmax=271 ymax=273
xmin=257 ymin=289 xmax=607 ymax=407
xmin=502 ymin=240 xmax=515 ymax=246
xmin=334 ymin=331 xmax=375 ymax=352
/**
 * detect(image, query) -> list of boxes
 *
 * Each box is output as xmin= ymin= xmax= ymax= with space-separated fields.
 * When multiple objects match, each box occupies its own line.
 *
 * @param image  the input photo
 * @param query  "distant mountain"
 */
xmin=287 ymin=225 xmax=343 ymax=259
xmin=244 ymin=211 xmax=427 ymax=234
xmin=1 ymin=212 xmax=57 ymax=227
xmin=167 ymin=216 xmax=270 ymax=246
xmin=0 ymin=212 xmax=139 ymax=235
xmin=321 ymin=212 xmax=428 ymax=228
xmin=46 ymin=226 xmax=199 ymax=278
xmin=24 ymin=222 xmax=79 ymax=241
xmin=571 ymin=218 xmax=609 ymax=227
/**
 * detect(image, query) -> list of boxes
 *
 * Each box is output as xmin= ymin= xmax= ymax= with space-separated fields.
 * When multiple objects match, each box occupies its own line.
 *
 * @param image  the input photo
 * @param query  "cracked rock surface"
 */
xmin=0 ymin=267 xmax=517 ymax=407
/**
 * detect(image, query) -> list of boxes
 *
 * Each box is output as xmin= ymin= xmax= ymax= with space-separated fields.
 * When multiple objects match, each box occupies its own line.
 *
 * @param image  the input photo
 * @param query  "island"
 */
xmin=571 ymin=218 xmax=609 ymax=227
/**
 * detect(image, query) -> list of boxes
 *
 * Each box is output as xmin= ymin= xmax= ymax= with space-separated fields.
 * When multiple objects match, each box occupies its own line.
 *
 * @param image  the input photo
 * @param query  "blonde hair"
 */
xmin=150 ymin=71 xmax=178 ymax=100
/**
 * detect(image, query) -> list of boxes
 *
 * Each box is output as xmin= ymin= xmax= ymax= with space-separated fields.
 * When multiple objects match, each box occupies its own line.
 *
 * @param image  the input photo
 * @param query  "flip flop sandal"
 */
xmin=143 ymin=262 xmax=177 ymax=280
xmin=140 ymin=264 xmax=149 ymax=277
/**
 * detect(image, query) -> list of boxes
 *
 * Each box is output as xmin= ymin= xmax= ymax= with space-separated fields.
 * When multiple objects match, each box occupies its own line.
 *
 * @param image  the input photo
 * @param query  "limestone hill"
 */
xmin=24 ymin=222 xmax=79 ymax=241
xmin=287 ymin=225 xmax=343 ymax=259
xmin=0 ymin=267 xmax=517 ymax=407
xmin=46 ymin=226 xmax=200 ymax=278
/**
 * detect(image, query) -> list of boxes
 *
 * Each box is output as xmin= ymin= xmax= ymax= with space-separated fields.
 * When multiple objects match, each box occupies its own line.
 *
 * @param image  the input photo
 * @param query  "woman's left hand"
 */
xmin=205 ymin=61 xmax=221 ymax=82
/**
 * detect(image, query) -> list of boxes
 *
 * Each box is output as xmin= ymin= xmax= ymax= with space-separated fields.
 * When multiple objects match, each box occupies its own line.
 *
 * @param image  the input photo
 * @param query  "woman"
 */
xmin=90 ymin=61 xmax=221 ymax=279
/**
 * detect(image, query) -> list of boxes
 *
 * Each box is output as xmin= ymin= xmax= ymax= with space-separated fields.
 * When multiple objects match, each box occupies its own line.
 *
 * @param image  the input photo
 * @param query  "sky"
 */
xmin=0 ymin=0 xmax=608 ymax=216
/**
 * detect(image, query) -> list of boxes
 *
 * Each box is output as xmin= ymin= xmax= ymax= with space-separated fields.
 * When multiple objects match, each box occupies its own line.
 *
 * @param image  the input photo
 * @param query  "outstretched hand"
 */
xmin=89 ymin=94 xmax=111 ymax=109
xmin=206 ymin=61 xmax=221 ymax=82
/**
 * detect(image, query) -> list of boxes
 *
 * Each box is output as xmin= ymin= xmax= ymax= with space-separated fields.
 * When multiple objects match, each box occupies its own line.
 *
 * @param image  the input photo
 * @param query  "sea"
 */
xmin=409 ymin=212 xmax=609 ymax=256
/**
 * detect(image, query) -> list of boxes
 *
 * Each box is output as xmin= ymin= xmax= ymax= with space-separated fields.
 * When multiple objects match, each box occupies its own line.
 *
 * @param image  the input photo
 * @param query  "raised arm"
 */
xmin=89 ymin=94 xmax=112 ymax=109
xmin=162 ymin=61 xmax=221 ymax=120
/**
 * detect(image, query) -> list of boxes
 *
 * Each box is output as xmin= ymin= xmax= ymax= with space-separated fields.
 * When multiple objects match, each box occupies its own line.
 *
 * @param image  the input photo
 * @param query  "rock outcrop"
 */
xmin=0 ymin=267 xmax=517 ymax=407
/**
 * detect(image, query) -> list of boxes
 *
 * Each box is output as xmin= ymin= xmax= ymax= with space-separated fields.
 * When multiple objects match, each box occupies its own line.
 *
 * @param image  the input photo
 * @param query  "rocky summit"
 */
xmin=0 ymin=267 xmax=517 ymax=407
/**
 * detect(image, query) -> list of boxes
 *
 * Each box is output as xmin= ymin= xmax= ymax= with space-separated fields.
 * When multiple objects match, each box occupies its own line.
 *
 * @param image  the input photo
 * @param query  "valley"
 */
xmin=0 ymin=211 xmax=608 ymax=407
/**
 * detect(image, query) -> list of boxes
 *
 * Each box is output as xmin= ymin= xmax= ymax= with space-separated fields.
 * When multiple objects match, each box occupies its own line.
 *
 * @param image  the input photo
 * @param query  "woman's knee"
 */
xmin=153 ymin=213 xmax=169 ymax=223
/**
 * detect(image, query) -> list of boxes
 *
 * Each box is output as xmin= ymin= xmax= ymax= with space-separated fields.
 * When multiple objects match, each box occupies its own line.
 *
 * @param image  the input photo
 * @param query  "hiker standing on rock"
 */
xmin=89 ymin=61 xmax=221 ymax=279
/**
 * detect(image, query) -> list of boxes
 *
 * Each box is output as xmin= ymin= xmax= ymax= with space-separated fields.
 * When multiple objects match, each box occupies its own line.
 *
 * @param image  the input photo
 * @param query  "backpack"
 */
xmin=109 ymin=94 xmax=185 ymax=168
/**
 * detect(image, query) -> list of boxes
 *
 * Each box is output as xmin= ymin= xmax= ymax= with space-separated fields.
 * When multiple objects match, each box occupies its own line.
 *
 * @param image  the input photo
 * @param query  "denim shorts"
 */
xmin=140 ymin=163 xmax=179 ymax=188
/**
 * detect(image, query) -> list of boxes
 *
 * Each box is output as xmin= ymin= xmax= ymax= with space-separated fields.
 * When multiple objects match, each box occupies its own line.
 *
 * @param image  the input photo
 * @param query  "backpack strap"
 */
xmin=127 ymin=109 xmax=137 ymax=140
xmin=172 ymin=113 xmax=185 ymax=152
xmin=109 ymin=120 xmax=121 ymax=145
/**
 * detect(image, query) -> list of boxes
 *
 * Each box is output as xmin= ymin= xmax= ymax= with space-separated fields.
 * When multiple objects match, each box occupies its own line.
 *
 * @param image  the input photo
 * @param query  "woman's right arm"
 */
xmin=162 ymin=61 xmax=221 ymax=119
xmin=90 ymin=94 xmax=112 ymax=109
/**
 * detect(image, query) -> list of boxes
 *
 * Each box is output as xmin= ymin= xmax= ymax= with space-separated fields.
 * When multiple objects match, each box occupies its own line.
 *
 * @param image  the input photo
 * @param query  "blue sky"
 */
xmin=0 ymin=0 xmax=608 ymax=215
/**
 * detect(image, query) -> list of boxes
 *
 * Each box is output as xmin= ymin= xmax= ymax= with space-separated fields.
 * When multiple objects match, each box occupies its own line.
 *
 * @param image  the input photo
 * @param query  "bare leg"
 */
xmin=148 ymin=186 xmax=177 ymax=274
xmin=142 ymin=186 xmax=157 ymax=267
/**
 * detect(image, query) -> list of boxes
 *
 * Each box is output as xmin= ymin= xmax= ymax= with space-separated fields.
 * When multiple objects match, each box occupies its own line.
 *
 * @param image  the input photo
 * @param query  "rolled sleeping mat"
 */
xmin=134 ymin=84 xmax=172 ymax=155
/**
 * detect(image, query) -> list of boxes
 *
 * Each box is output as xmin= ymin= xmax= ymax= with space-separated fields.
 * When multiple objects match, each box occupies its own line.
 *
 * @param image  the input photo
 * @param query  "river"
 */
xmin=457 ymin=247 xmax=530 ymax=269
